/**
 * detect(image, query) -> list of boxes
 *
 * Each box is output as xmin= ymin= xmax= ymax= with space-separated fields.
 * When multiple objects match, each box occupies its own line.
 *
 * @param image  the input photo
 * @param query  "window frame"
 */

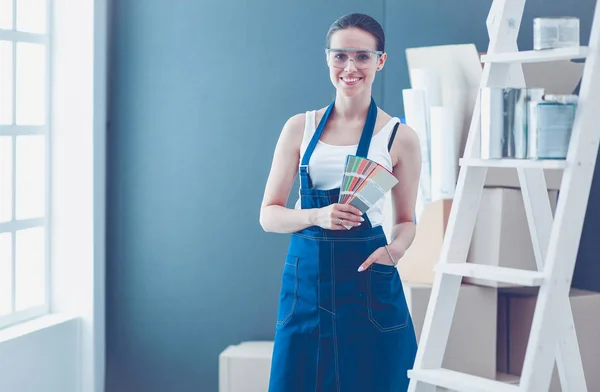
xmin=0 ymin=0 xmax=52 ymax=330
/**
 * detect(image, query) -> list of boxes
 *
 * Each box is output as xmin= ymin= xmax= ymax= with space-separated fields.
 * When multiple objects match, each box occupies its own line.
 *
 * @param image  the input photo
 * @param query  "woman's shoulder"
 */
xmin=388 ymin=119 xmax=421 ymax=166
xmin=284 ymin=112 xmax=307 ymax=129
xmin=374 ymin=107 xmax=414 ymax=140
xmin=277 ymin=112 xmax=311 ymax=151
xmin=394 ymin=123 xmax=419 ymax=147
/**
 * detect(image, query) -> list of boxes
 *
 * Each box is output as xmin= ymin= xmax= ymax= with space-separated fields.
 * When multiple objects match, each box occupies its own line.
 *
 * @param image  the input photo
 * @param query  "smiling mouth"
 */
xmin=341 ymin=77 xmax=362 ymax=84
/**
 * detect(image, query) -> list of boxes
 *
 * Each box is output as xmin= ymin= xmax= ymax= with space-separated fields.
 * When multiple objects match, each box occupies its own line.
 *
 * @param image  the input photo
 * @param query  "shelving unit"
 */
xmin=435 ymin=263 xmax=545 ymax=287
xmin=459 ymin=158 xmax=568 ymax=169
xmin=407 ymin=0 xmax=600 ymax=391
xmin=481 ymin=46 xmax=589 ymax=63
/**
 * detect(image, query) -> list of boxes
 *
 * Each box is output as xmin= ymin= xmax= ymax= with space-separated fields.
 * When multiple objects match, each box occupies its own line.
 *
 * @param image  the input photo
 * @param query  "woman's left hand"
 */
xmin=357 ymin=244 xmax=405 ymax=272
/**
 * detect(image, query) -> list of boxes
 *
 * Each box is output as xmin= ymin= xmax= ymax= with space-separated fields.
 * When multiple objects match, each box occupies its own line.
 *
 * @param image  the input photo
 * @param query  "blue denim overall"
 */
xmin=268 ymin=98 xmax=418 ymax=392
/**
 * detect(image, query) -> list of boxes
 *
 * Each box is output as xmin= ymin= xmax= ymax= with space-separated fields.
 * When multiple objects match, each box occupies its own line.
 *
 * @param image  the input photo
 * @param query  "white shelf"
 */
xmin=460 ymin=158 xmax=568 ymax=169
xmin=408 ymin=369 xmax=520 ymax=392
xmin=436 ymin=262 xmax=545 ymax=286
xmin=481 ymin=46 xmax=589 ymax=63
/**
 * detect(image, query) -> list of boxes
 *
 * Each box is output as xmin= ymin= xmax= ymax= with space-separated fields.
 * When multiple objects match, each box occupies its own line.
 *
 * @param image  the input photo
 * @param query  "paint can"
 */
xmin=528 ymin=101 xmax=576 ymax=159
xmin=480 ymin=87 xmax=544 ymax=159
xmin=543 ymin=94 xmax=579 ymax=105
xmin=533 ymin=17 xmax=580 ymax=50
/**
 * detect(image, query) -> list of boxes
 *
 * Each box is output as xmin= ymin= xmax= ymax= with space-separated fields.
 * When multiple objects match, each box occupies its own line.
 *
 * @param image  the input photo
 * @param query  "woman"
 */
xmin=260 ymin=13 xmax=421 ymax=392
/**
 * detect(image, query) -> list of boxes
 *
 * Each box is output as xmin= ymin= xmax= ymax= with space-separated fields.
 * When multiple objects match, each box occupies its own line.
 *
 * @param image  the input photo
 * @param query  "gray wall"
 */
xmin=106 ymin=1 xmax=597 ymax=391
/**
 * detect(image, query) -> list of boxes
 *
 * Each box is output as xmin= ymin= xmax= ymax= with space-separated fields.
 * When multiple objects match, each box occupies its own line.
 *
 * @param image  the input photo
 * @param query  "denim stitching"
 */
xmin=319 ymin=306 xmax=335 ymax=316
xmin=300 ymin=195 xmax=335 ymax=198
xmin=292 ymin=233 xmax=386 ymax=242
xmin=316 ymin=242 xmax=321 ymax=392
xmin=370 ymin=267 xmax=394 ymax=275
xmin=276 ymin=257 xmax=299 ymax=326
xmin=331 ymin=243 xmax=341 ymax=392
xmin=366 ymin=268 xmax=409 ymax=332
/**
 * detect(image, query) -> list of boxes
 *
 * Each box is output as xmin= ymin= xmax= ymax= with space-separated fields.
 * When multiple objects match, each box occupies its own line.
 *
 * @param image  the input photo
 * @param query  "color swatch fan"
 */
xmin=338 ymin=155 xmax=398 ymax=227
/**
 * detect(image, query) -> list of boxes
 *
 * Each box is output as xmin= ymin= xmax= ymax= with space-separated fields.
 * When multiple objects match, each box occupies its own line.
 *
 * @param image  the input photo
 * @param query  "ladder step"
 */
xmin=481 ymin=46 xmax=589 ymax=63
xmin=460 ymin=158 xmax=567 ymax=169
xmin=436 ymin=263 xmax=545 ymax=286
xmin=408 ymin=368 xmax=520 ymax=392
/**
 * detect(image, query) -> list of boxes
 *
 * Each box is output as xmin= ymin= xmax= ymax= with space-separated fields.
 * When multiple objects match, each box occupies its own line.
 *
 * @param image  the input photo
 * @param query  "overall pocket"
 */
xmin=367 ymin=263 xmax=409 ymax=332
xmin=276 ymin=255 xmax=299 ymax=327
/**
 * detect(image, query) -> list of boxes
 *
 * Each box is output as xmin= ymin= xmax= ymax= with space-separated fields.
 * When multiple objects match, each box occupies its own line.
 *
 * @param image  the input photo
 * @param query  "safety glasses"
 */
xmin=325 ymin=48 xmax=383 ymax=69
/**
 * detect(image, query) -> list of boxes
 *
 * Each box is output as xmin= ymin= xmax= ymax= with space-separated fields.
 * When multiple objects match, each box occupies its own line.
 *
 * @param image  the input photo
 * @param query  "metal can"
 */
xmin=528 ymin=101 xmax=576 ymax=159
xmin=480 ymin=87 xmax=544 ymax=159
xmin=534 ymin=17 xmax=580 ymax=50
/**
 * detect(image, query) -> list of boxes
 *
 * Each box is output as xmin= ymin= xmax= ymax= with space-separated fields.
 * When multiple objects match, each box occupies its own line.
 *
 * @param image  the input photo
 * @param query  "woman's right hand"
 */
xmin=311 ymin=203 xmax=365 ymax=230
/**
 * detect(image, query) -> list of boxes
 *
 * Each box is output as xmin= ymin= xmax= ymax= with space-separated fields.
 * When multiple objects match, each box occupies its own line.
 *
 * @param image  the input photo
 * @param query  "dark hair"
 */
xmin=325 ymin=13 xmax=385 ymax=52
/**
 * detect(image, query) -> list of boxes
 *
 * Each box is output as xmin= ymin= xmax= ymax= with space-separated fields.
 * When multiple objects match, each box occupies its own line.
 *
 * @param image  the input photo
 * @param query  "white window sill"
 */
xmin=0 ymin=313 xmax=80 ymax=344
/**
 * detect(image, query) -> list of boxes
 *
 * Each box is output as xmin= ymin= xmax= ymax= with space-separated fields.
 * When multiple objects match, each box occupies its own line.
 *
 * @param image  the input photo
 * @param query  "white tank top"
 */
xmin=294 ymin=110 xmax=399 ymax=228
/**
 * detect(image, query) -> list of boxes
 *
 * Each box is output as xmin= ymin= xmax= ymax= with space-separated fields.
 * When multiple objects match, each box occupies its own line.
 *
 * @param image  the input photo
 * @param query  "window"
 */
xmin=0 ymin=0 xmax=51 ymax=329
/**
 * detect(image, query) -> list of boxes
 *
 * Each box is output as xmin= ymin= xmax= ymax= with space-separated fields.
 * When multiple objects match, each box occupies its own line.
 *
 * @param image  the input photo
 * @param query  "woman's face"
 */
xmin=327 ymin=27 xmax=386 ymax=97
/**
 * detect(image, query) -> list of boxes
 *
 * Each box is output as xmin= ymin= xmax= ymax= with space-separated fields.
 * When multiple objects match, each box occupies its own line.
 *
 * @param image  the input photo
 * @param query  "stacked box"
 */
xmin=403 ymin=281 xmax=497 ymax=380
xmin=497 ymin=288 xmax=600 ymax=390
xmin=219 ymin=341 xmax=273 ymax=392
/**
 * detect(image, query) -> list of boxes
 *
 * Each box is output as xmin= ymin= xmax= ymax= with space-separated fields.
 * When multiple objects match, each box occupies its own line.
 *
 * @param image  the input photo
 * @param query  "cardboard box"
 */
xmin=465 ymin=188 xmax=558 ymax=287
xmin=404 ymin=281 xmax=497 ymax=379
xmin=219 ymin=341 xmax=273 ymax=392
xmin=500 ymin=288 xmax=600 ymax=391
xmin=396 ymin=199 xmax=452 ymax=285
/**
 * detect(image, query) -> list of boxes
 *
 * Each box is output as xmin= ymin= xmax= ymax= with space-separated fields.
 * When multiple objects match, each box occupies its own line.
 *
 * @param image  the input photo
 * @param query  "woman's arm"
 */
xmin=259 ymin=114 xmax=314 ymax=233
xmin=259 ymin=114 xmax=364 ymax=234
xmin=387 ymin=124 xmax=422 ymax=259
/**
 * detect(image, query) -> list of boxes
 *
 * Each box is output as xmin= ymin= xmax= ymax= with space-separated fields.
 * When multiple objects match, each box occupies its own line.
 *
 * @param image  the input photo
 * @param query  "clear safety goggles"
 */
xmin=325 ymin=48 xmax=383 ymax=69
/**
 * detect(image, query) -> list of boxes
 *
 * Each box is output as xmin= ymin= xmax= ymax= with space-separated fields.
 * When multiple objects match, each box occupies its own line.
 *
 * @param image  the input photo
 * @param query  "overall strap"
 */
xmin=299 ymin=101 xmax=335 ymax=189
xmin=387 ymin=121 xmax=400 ymax=152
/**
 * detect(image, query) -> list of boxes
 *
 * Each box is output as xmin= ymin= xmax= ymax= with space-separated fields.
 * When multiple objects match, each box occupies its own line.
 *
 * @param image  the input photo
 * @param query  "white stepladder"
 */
xmin=407 ymin=0 xmax=600 ymax=391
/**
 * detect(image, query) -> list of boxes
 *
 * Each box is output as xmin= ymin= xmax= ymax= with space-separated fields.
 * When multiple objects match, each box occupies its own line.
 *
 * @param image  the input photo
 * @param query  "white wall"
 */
xmin=50 ymin=0 xmax=107 ymax=390
xmin=0 ymin=316 xmax=80 ymax=392
xmin=0 ymin=0 xmax=107 ymax=390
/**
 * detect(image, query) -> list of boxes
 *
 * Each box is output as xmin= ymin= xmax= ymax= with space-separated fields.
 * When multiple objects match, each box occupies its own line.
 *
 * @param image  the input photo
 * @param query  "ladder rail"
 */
xmin=517 ymin=168 xmax=587 ymax=391
xmin=519 ymin=1 xmax=600 ymax=389
xmin=408 ymin=1 xmax=526 ymax=391
xmin=516 ymin=169 xmax=552 ymax=270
